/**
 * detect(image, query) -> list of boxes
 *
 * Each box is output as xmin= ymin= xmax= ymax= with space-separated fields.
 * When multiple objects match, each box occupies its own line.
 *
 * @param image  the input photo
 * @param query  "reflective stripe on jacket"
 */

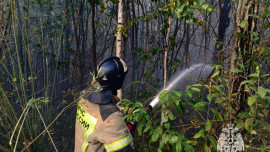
xmin=74 ymin=92 xmax=132 ymax=152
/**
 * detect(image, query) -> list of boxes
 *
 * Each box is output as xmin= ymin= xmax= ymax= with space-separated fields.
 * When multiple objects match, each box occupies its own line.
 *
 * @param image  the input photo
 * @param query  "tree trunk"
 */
xmin=130 ymin=0 xmax=137 ymax=98
xmin=64 ymin=0 xmax=71 ymax=89
xmin=161 ymin=15 xmax=172 ymax=125
xmin=183 ymin=22 xmax=190 ymax=67
xmin=213 ymin=0 xmax=231 ymax=63
xmin=116 ymin=0 xmax=123 ymax=98
xmin=71 ymin=0 xmax=83 ymax=84
xmin=91 ymin=0 xmax=97 ymax=74
xmin=229 ymin=0 xmax=259 ymax=114
xmin=116 ymin=0 xmax=123 ymax=58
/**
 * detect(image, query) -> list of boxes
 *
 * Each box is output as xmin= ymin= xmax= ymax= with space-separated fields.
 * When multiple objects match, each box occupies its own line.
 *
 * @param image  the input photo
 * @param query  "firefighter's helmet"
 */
xmin=96 ymin=57 xmax=128 ymax=90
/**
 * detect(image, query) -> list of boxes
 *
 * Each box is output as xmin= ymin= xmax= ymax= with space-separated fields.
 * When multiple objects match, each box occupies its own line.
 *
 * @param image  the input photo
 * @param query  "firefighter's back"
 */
xmin=75 ymin=93 xmax=132 ymax=152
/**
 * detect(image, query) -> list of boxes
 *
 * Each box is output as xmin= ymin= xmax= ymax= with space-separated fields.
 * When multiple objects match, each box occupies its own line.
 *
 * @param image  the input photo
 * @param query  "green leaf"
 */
xmin=240 ymin=20 xmax=247 ymax=28
xmin=191 ymin=87 xmax=201 ymax=92
xmin=256 ymin=66 xmax=260 ymax=74
xmin=248 ymin=95 xmax=258 ymax=107
xmin=164 ymin=122 xmax=170 ymax=129
xmin=176 ymin=142 xmax=182 ymax=152
xmin=186 ymin=19 xmax=194 ymax=24
xmin=160 ymin=133 xmax=169 ymax=147
xmin=194 ymin=107 xmax=207 ymax=112
xmin=137 ymin=118 xmax=145 ymax=136
xmin=251 ymin=37 xmax=259 ymax=42
xmin=249 ymin=14 xmax=259 ymax=18
xmin=172 ymin=95 xmax=180 ymax=106
xmin=250 ymin=107 xmax=257 ymax=116
xmin=235 ymin=122 xmax=244 ymax=129
xmin=168 ymin=111 xmax=176 ymax=120
xmin=185 ymin=140 xmax=197 ymax=145
xmin=236 ymin=32 xmax=247 ymax=39
xmin=197 ymin=0 xmax=202 ymax=6
xmin=240 ymin=80 xmax=250 ymax=85
xmin=170 ymin=136 xmax=179 ymax=144
xmin=194 ymin=102 xmax=208 ymax=112
xmin=212 ymin=85 xmax=221 ymax=92
xmin=175 ymin=103 xmax=185 ymax=117
xmin=207 ymin=94 xmax=213 ymax=102
xmin=237 ymin=112 xmax=249 ymax=119
xmin=202 ymin=4 xmax=209 ymax=10
xmin=217 ymin=43 xmax=223 ymax=49
xmin=230 ymin=68 xmax=243 ymax=73
xmin=211 ymin=108 xmax=224 ymax=121
xmin=143 ymin=122 xmax=152 ymax=133
xmin=172 ymin=91 xmax=182 ymax=98
xmin=245 ymin=117 xmax=254 ymax=131
xmin=186 ymin=90 xmax=192 ymax=97
xmin=122 ymin=114 xmax=130 ymax=121
xmin=133 ymin=113 xmax=140 ymax=121
xmin=248 ymin=73 xmax=259 ymax=77
xmin=205 ymin=119 xmax=212 ymax=131
xmin=213 ymin=37 xmax=219 ymax=41
xmin=151 ymin=126 xmax=162 ymax=142
xmin=212 ymin=66 xmax=220 ymax=78
xmin=208 ymin=136 xmax=217 ymax=150
xmin=250 ymin=31 xmax=259 ymax=37
xmin=194 ymin=129 xmax=205 ymax=138
xmin=206 ymin=7 xmax=213 ymax=13
xmin=194 ymin=102 xmax=208 ymax=108
xmin=204 ymin=145 xmax=211 ymax=152
xmin=184 ymin=143 xmax=195 ymax=152
xmin=159 ymin=90 xmax=169 ymax=103
xmin=135 ymin=102 xmax=144 ymax=107
xmin=258 ymin=87 xmax=267 ymax=98
xmin=170 ymin=130 xmax=185 ymax=140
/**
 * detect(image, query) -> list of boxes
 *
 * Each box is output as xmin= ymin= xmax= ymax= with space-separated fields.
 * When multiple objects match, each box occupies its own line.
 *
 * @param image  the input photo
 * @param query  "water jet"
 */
xmin=149 ymin=63 xmax=215 ymax=108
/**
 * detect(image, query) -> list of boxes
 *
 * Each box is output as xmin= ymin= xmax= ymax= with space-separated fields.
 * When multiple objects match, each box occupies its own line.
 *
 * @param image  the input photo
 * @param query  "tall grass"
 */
xmin=0 ymin=0 xmax=77 ymax=151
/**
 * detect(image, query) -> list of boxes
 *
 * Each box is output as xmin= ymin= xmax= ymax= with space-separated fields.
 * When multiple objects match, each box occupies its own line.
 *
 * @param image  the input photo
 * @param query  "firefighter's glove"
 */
xmin=127 ymin=121 xmax=137 ymax=133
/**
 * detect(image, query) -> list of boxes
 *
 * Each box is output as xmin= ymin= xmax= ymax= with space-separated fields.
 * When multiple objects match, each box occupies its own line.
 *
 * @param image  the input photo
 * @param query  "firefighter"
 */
xmin=75 ymin=57 xmax=134 ymax=152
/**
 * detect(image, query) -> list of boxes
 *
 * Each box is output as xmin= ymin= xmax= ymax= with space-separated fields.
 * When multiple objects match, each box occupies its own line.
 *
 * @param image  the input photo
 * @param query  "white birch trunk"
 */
xmin=116 ymin=0 xmax=123 ymax=98
xmin=116 ymin=0 xmax=123 ymax=58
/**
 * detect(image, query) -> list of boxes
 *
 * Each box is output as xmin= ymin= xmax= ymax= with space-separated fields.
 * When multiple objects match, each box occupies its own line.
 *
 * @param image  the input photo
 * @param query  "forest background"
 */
xmin=0 ymin=0 xmax=269 ymax=151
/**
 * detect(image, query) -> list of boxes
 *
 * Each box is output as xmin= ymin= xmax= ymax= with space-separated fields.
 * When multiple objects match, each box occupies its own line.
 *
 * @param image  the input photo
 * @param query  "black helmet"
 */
xmin=96 ymin=57 xmax=128 ymax=90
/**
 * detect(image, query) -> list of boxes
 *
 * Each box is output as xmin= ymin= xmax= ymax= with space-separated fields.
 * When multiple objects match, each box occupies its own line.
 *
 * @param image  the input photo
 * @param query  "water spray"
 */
xmin=149 ymin=63 xmax=215 ymax=109
xmin=126 ymin=63 xmax=215 ymax=133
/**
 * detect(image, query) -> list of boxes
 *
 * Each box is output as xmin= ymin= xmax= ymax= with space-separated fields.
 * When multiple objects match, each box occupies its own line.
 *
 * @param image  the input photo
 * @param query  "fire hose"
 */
xmin=122 ymin=63 xmax=216 ymax=133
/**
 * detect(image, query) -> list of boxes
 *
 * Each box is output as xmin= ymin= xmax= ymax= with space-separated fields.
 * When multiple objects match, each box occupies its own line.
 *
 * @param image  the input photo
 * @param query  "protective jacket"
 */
xmin=75 ymin=89 xmax=133 ymax=152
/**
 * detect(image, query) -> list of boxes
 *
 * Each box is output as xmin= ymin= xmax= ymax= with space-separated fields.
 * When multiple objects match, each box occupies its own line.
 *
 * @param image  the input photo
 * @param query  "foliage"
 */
xmin=122 ymin=92 xmax=197 ymax=152
xmin=122 ymin=1 xmax=270 ymax=151
xmin=123 ymin=62 xmax=270 ymax=151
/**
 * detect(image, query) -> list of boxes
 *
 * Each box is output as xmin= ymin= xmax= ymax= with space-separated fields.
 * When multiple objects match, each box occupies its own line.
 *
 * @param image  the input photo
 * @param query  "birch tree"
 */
xmin=116 ymin=0 xmax=123 ymax=58
xmin=116 ymin=0 xmax=123 ymax=98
